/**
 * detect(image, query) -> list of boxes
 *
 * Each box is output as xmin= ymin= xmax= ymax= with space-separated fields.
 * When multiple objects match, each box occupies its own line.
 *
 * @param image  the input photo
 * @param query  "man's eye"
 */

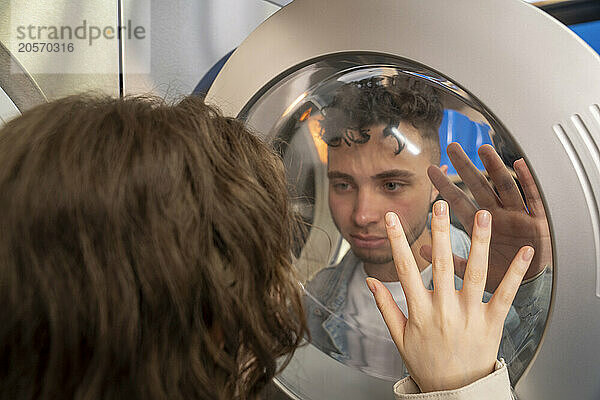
xmin=383 ymin=182 xmax=405 ymax=191
xmin=333 ymin=182 xmax=351 ymax=191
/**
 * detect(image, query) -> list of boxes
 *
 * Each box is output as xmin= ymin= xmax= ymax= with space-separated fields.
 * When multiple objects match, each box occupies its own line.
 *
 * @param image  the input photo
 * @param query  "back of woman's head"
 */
xmin=0 ymin=94 xmax=306 ymax=400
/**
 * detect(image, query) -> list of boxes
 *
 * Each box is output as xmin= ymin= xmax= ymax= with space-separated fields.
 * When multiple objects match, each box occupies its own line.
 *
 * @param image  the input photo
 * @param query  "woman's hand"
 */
xmin=367 ymin=200 xmax=533 ymax=392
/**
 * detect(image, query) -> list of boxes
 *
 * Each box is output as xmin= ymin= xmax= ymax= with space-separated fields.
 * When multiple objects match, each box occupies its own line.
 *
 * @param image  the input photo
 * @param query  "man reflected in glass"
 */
xmin=303 ymin=76 xmax=552 ymax=383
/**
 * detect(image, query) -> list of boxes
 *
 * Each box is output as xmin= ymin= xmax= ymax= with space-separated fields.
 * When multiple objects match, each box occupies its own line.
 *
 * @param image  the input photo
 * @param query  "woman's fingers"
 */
xmin=427 ymin=165 xmax=477 ymax=234
xmin=488 ymin=246 xmax=534 ymax=323
xmin=462 ymin=210 xmax=492 ymax=304
xmin=430 ymin=200 xmax=455 ymax=297
xmin=367 ymin=277 xmax=407 ymax=353
xmin=385 ymin=212 xmax=428 ymax=315
xmin=420 ymin=245 xmax=469 ymax=280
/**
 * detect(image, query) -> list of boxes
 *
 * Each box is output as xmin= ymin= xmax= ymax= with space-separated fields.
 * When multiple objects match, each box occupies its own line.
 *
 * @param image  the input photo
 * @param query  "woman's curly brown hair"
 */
xmin=0 ymin=94 xmax=306 ymax=400
xmin=320 ymin=75 xmax=443 ymax=161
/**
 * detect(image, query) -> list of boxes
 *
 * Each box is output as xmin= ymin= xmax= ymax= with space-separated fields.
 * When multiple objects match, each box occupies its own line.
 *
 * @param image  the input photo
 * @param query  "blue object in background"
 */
xmin=438 ymin=110 xmax=493 ymax=175
xmin=569 ymin=20 xmax=600 ymax=55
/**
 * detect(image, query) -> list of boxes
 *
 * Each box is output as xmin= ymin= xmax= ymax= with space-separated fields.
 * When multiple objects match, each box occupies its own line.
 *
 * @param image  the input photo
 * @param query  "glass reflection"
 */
xmin=242 ymin=56 xmax=552 ymax=384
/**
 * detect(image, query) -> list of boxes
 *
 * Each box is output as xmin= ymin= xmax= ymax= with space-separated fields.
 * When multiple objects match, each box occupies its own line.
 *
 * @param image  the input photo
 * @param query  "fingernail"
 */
xmin=447 ymin=143 xmax=458 ymax=155
xmin=433 ymin=201 xmax=447 ymax=216
xmin=366 ymin=278 xmax=377 ymax=294
xmin=522 ymin=247 xmax=534 ymax=261
xmin=385 ymin=212 xmax=398 ymax=227
xmin=477 ymin=210 xmax=490 ymax=227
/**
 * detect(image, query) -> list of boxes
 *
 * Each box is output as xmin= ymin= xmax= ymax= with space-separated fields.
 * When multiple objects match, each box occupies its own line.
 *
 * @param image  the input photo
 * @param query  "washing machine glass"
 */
xmin=240 ymin=53 xmax=553 ymax=386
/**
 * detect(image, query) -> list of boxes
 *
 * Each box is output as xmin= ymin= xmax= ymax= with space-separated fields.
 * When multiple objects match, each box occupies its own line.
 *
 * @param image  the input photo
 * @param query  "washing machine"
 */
xmin=205 ymin=0 xmax=600 ymax=398
xmin=1 ymin=0 xmax=599 ymax=398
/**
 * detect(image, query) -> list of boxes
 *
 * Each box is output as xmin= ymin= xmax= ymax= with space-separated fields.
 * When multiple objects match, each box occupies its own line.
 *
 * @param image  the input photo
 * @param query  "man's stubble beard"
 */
xmin=352 ymin=247 xmax=394 ymax=266
xmin=351 ymin=216 xmax=428 ymax=266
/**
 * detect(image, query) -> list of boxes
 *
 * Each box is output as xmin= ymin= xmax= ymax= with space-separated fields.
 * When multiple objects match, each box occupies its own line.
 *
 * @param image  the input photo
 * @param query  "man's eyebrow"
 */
xmin=372 ymin=170 xmax=415 ymax=180
xmin=327 ymin=171 xmax=355 ymax=181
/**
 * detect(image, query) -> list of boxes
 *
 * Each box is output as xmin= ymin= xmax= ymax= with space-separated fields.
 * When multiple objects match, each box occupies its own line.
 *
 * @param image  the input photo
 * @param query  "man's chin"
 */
xmin=352 ymin=248 xmax=393 ymax=265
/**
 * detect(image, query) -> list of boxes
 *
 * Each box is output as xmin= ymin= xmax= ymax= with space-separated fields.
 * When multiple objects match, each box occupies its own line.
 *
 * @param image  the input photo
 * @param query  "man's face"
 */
xmin=327 ymin=122 xmax=438 ymax=266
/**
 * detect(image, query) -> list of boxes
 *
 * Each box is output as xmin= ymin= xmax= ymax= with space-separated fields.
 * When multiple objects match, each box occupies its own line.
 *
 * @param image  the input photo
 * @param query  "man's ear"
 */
xmin=430 ymin=164 xmax=449 ymax=202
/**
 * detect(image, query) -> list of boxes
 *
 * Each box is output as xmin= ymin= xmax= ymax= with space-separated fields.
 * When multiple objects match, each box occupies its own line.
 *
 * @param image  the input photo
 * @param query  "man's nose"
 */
xmin=352 ymin=189 xmax=380 ymax=227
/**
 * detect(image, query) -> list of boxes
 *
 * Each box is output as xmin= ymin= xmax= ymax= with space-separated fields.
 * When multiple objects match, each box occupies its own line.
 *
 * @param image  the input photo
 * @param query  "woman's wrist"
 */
xmin=417 ymin=362 xmax=496 ymax=393
xmin=395 ymin=359 xmax=510 ymax=398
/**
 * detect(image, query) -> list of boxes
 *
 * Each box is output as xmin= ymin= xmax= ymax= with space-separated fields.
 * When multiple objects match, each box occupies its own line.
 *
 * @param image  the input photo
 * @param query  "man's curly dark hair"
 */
xmin=320 ymin=75 xmax=444 ymax=162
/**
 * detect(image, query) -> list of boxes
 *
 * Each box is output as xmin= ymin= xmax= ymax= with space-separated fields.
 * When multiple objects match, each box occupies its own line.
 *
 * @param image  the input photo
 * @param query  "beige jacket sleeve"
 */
xmin=393 ymin=359 xmax=514 ymax=400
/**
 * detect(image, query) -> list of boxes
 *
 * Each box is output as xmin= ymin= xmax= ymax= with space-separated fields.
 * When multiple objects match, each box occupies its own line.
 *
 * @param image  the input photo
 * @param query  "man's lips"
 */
xmin=350 ymin=234 xmax=388 ymax=249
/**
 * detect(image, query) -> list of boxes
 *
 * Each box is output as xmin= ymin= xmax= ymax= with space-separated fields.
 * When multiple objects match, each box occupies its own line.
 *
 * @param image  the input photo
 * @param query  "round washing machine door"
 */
xmin=206 ymin=0 xmax=600 ymax=399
